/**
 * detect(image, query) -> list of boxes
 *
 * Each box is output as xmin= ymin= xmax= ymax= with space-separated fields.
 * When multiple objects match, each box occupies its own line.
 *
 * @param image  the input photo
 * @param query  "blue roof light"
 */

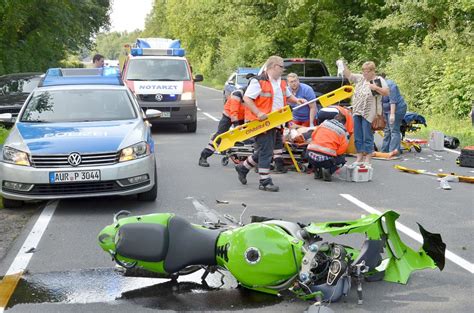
xmin=130 ymin=38 xmax=185 ymax=57
xmin=40 ymin=68 xmax=123 ymax=87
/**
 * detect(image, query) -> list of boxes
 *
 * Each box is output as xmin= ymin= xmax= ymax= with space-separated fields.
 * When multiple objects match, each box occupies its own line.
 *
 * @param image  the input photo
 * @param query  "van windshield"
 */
xmin=126 ymin=59 xmax=191 ymax=81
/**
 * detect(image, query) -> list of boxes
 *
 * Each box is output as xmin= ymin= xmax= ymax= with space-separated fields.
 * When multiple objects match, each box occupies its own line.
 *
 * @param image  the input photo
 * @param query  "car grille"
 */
xmin=138 ymin=94 xmax=181 ymax=102
xmin=0 ymin=107 xmax=20 ymax=116
xmin=30 ymin=152 xmax=120 ymax=168
xmin=15 ymin=181 xmax=149 ymax=196
xmin=141 ymin=106 xmax=180 ymax=112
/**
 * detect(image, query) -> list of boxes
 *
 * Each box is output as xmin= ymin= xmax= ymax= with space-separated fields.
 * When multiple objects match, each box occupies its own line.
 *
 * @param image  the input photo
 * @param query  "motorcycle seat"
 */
xmin=164 ymin=216 xmax=221 ymax=273
xmin=116 ymin=223 xmax=169 ymax=262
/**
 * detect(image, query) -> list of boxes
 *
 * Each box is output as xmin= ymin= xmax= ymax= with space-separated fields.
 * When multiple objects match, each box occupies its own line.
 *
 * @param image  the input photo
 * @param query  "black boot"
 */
xmin=235 ymin=164 xmax=249 ymax=185
xmin=314 ymin=167 xmax=323 ymax=179
xmin=322 ymin=168 xmax=332 ymax=182
xmin=259 ymin=178 xmax=279 ymax=192
xmin=198 ymin=149 xmax=213 ymax=167
xmin=273 ymin=158 xmax=287 ymax=174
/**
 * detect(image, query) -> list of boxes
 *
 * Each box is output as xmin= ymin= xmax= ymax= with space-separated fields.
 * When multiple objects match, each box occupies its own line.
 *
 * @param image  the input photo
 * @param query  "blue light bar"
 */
xmin=130 ymin=47 xmax=185 ymax=57
xmin=40 ymin=68 xmax=123 ymax=87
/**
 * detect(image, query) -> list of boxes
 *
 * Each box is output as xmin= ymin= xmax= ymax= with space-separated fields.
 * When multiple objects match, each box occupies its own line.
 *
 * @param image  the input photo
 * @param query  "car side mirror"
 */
xmin=226 ymin=80 xmax=235 ymax=85
xmin=0 ymin=113 xmax=15 ymax=126
xmin=194 ymin=74 xmax=204 ymax=82
xmin=145 ymin=109 xmax=161 ymax=120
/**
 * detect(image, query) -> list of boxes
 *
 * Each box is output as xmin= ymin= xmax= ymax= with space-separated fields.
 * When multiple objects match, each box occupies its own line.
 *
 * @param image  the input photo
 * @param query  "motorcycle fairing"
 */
xmin=216 ymin=223 xmax=304 ymax=294
xmin=304 ymin=210 xmax=445 ymax=284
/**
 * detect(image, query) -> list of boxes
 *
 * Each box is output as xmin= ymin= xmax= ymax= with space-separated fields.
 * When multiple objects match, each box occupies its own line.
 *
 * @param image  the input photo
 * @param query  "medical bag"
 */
xmin=457 ymin=146 xmax=474 ymax=168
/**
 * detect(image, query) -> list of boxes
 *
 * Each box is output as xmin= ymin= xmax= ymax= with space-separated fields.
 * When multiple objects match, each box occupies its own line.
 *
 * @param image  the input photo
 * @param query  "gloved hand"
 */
xmin=389 ymin=114 xmax=395 ymax=124
xmin=232 ymin=120 xmax=240 ymax=127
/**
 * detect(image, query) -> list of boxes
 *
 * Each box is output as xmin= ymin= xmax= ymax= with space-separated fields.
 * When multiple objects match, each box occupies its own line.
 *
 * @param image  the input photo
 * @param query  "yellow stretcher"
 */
xmin=394 ymin=165 xmax=474 ymax=184
xmin=212 ymin=85 xmax=354 ymax=152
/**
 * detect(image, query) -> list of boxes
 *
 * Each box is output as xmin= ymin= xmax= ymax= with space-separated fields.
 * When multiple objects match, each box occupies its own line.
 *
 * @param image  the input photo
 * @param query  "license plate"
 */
xmin=161 ymin=111 xmax=171 ymax=118
xmin=49 ymin=170 xmax=101 ymax=183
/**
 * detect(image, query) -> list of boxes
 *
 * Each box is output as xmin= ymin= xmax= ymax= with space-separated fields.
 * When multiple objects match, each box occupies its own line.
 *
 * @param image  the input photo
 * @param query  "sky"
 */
xmin=109 ymin=0 xmax=154 ymax=32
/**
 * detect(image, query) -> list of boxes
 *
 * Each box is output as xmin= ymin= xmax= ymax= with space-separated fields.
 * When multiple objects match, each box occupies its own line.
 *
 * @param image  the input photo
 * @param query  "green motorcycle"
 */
xmin=98 ymin=207 xmax=445 ymax=310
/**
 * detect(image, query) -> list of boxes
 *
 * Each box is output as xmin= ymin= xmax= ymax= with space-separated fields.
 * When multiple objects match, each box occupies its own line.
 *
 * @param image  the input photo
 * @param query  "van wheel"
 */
xmin=2 ymin=197 xmax=24 ymax=209
xmin=186 ymin=121 xmax=197 ymax=133
xmin=137 ymin=168 xmax=157 ymax=201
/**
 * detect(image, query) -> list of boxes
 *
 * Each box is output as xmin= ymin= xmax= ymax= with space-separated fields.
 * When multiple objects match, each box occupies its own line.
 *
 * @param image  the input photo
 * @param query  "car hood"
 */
xmin=6 ymin=120 xmax=145 ymax=155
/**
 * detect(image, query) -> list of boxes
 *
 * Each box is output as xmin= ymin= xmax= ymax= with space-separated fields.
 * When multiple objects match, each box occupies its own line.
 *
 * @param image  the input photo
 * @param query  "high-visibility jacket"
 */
xmin=334 ymin=105 xmax=354 ymax=137
xmin=245 ymin=75 xmax=288 ymax=121
xmin=308 ymin=119 xmax=349 ymax=157
xmin=224 ymin=89 xmax=245 ymax=121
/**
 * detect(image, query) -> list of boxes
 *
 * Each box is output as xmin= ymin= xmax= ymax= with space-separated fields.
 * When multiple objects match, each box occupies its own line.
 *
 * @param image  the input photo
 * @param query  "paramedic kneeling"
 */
xmin=306 ymin=114 xmax=349 ymax=181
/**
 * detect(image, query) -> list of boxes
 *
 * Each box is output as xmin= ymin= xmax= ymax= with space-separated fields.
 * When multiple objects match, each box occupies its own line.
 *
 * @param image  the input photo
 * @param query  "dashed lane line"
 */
xmin=202 ymin=112 xmax=220 ymax=122
xmin=444 ymin=147 xmax=461 ymax=154
xmin=340 ymin=193 xmax=474 ymax=274
xmin=0 ymin=200 xmax=58 ymax=312
xmin=196 ymin=84 xmax=220 ymax=92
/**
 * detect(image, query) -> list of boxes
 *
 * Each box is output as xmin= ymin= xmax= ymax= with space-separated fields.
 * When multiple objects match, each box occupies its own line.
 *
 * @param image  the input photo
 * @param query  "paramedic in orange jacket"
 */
xmin=316 ymin=105 xmax=354 ymax=137
xmin=235 ymin=56 xmax=305 ymax=191
xmin=198 ymin=88 xmax=246 ymax=167
xmin=306 ymin=113 xmax=349 ymax=181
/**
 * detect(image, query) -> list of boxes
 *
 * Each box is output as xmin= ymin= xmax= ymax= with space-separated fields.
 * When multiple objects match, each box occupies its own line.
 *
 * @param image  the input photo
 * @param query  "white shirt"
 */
xmin=245 ymin=77 xmax=292 ymax=111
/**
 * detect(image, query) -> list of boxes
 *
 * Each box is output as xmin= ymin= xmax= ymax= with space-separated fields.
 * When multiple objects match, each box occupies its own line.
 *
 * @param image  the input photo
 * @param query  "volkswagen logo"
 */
xmin=67 ymin=153 xmax=82 ymax=167
xmin=155 ymin=93 xmax=163 ymax=102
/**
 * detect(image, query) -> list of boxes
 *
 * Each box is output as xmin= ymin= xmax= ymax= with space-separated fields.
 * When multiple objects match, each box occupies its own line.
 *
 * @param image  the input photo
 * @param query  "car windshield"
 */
xmin=20 ymin=89 xmax=136 ymax=123
xmin=284 ymin=62 xmax=327 ymax=77
xmin=0 ymin=76 xmax=42 ymax=95
xmin=236 ymin=74 xmax=250 ymax=85
xmin=126 ymin=59 xmax=190 ymax=81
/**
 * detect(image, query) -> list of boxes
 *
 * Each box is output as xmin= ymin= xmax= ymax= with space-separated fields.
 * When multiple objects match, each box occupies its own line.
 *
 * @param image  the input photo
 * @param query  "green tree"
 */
xmin=0 ymin=0 xmax=111 ymax=75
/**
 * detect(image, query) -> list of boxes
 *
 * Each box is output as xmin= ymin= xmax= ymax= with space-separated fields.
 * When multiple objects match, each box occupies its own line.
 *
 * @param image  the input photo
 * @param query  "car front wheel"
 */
xmin=137 ymin=167 xmax=157 ymax=201
xmin=186 ymin=121 xmax=197 ymax=133
xmin=2 ymin=197 xmax=24 ymax=209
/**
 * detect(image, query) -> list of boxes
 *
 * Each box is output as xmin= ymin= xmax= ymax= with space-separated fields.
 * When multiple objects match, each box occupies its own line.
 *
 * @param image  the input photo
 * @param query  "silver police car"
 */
xmin=0 ymin=68 xmax=160 ymax=208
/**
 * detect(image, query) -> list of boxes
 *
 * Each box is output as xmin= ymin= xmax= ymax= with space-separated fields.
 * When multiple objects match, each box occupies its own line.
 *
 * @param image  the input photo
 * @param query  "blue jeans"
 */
xmin=381 ymin=111 xmax=405 ymax=153
xmin=353 ymin=115 xmax=374 ymax=154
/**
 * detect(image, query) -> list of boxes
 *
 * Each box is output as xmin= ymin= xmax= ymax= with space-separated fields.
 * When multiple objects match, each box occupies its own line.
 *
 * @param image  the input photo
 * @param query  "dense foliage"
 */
xmin=0 ymin=0 xmax=111 ymax=75
xmin=141 ymin=0 xmax=472 ymax=119
xmin=92 ymin=30 xmax=142 ymax=60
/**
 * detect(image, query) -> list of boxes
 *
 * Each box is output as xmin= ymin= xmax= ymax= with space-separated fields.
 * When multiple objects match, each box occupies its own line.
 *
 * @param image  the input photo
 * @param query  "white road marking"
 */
xmin=202 ymin=112 xmax=220 ymax=122
xmin=444 ymin=148 xmax=461 ymax=155
xmin=4 ymin=200 xmax=58 ymax=275
xmin=196 ymin=84 xmax=220 ymax=92
xmin=340 ymin=193 xmax=474 ymax=274
xmin=0 ymin=200 xmax=58 ymax=312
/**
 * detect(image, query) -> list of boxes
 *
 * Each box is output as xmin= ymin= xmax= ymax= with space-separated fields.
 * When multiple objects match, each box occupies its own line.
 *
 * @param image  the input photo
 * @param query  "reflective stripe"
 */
xmin=247 ymin=156 xmax=257 ymax=166
xmin=307 ymin=143 xmax=336 ymax=155
xmin=259 ymin=92 xmax=272 ymax=98
xmin=206 ymin=143 xmax=215 ymax=151
xmin=259 ymin=168 xmax=270 ymax=174
xmin=321 ymin=120 xmax=346 ymax=136
xmin=273 ymin=149 xmax=283 ymax=154
xmin=259 ymin=174 xmax=270 ymax=180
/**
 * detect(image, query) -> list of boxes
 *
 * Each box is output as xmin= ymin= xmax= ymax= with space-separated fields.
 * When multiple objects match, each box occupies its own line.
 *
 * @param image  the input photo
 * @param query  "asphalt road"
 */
xmin=0 ymin=85 xmax=472 ymax=313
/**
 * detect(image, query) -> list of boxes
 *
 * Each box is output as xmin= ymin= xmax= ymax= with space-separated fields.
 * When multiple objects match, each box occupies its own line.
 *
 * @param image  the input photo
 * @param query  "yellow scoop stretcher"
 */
xmin=394 ymin=165 xmax=474 ymax=184
xmin=212 ymin=85 xmax=354 ymax=152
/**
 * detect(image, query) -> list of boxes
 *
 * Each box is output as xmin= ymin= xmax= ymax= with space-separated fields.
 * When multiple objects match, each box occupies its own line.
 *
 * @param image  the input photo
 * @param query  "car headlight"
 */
xmin=181 ymin=92 xmax=195 ymax=100
xmin=119 ymin=142 xmax=150 ymax=162
xmin=2 ymin=146 xmax=31 ymax=166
